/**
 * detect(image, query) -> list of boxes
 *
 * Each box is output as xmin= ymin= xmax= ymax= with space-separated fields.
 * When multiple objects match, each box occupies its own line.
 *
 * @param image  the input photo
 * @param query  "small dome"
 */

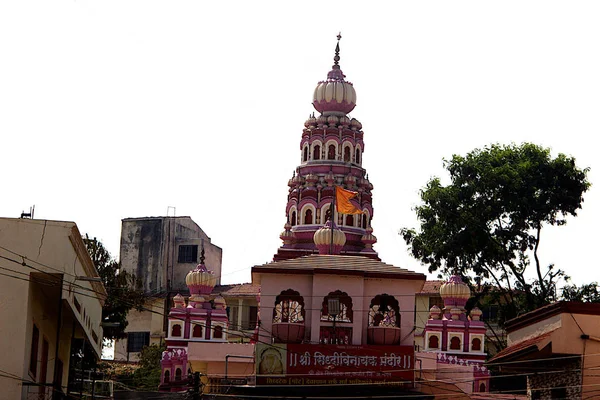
xmin=312 ymin=36 xmax=356 ymax=115
xmin=361 ymin=227 xmax=377 ymax=248
xmin=214 ymin=295 xmax=227 ymax=310
xmin=450 ymin=307 xmax=462 ymax=320
xmin=440 ymin=275 xmax=471 ymax=308
xmin=429 ymin=305 xmax=441 ymax=320
xmin=313 ymin=221 xmax=346 ymax=254
xmin=186 ymin=263 xmax=217 ymax=296
xmin=280 ymin=223 xmax=295 ymax=245
xmin=173 ymin=293 xmax=186 ymax=308
xmin=470 ymin=307 xmax=483 ymax=321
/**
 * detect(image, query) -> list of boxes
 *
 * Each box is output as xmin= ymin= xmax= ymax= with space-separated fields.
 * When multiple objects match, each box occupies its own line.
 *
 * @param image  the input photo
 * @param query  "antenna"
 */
xmin=20 ymin=205 xmax=35 ymax=219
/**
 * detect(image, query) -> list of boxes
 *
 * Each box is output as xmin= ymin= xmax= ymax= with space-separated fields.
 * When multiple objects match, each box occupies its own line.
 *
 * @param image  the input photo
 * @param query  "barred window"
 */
xmin=127 ymin=332 xmax=150 ymax=353
xmin=178 ymin=245 xmax=198 ymax=263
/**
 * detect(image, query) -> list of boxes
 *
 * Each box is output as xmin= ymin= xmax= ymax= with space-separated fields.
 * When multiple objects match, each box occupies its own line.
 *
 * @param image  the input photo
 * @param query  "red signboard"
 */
xmin=256 ymin=343 xmax=414 ymax=385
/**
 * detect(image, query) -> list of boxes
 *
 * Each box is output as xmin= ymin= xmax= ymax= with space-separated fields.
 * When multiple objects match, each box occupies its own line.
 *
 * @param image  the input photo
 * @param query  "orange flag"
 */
xmin=335 ymin=186 xmax=363 ymax=215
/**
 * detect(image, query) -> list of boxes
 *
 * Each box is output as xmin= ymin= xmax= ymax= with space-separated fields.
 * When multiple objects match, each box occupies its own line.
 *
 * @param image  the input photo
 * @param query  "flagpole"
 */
xmin=330 ymin=186 xmax=335 ymax=255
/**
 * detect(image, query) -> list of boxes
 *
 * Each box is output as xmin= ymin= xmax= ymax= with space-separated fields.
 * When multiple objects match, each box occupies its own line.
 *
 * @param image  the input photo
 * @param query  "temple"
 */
xmin=274 ymin=34 xmax=378 ymax=261
xmin=158 ymin=36 xmax=490 ymax=398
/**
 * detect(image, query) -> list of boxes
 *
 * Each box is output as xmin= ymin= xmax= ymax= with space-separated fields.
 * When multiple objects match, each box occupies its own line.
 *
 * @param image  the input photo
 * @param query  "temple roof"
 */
xmin=253 ymin=254 xmax=425 ymax=281
xmin=213 ymin=283 xmax=260 ymax=297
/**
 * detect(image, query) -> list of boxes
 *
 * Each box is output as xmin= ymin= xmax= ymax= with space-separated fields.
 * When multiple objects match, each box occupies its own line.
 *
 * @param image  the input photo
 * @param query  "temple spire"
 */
xmin=332 ymin=32 xmax=341 ymax=70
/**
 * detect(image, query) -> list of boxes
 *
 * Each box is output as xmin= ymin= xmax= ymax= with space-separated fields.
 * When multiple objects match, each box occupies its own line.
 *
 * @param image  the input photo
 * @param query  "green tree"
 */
xmin=562 ymin=282 xmax=600 ymax=303
xmin=131 ymin=344 xmax=165 ymax=389
xmin=83 ymin=235 xmax=147 ymax=340
xmin=401 ymin=143 xmax=590 ymax=344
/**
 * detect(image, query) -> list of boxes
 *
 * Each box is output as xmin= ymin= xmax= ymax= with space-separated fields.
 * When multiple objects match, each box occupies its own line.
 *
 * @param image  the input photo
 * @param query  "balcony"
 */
xmin=272 ymin=322 xmax=306 ymax=343
xmin=367 ymin=326 xmax=402 ymax=345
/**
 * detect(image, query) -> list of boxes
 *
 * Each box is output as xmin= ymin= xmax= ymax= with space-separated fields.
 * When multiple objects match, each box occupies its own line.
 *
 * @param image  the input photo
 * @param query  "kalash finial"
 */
xmin=332 ymin=32 xmax=342 ymax=70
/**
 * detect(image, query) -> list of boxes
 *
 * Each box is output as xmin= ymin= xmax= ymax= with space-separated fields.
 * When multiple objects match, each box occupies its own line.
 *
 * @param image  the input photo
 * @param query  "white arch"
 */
xmin=325 ymin=139 xmax=339 ymax=161
xmin=300 ymin=204 xmax=317 ymax=225
xmin=342 ymin=141 xmax=354 ymax=163
xmin=311 ymin=140 xmax=323 ymax=161
xmin=288 ymin=205 xmax=298 ymax=226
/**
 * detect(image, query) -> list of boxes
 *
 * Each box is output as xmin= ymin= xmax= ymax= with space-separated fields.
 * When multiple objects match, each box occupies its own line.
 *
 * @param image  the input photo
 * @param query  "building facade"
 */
xmin=0 ymin=218 xmax=106 ymax=400
xmin=489 ymin=302 xmax=600 ymax=399
xmin=115 ymin=216 xmax=223 ymax=361
xmin=120 ymin=216 xmax=223 ymax=293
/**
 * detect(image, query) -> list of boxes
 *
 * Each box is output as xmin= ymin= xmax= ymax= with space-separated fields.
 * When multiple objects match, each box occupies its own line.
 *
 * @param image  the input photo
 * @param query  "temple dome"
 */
xmin=312 ymin=35 xmax=356 ymax=115
xmin=313 ymin=221 xmax=346 ymax=255
xmin=439 ymin=275 xmax=471 ymax=308
xmin=185 ymin=263 xmax=217 ymax=296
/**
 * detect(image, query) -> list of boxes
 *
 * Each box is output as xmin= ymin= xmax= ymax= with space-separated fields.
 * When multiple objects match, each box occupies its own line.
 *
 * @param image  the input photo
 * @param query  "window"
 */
xmin=551 ymin=387 xmax=567 ymax=399
xmin=362 ymin=214 xmax=367 ymax=229
xmin=175 ymin=368 xmax=182 ymax=381
xmin=450 ymin=336 xmax=461 ymax=350
xmin=29 ymin=324 xmax=39 ymax=377
xmin=290 ymin=211 xmax=296 ymax=226
xmin=171 ymin=324 xmax=182 ymax=337
xmin=273 ymin=289 xmax=305 ymax=323
xmin=327 ymin=144 xmax=336 ymax=160
xmin=192 ymin=325 xmax=203 ymax=338
xmin=164 ymin=370 xmax=170 ymax=383
xmin=249 ymin=306 xmax=258 ymax=330
xmin=178 ymin=245 xmax=198 ymax=263
xmin=479 ymin=383 xmax=486 ymax=392
xmin=304 ymin=209 xmax=313 ymax=225
xmin=321 ymin=291 xmax=353 ymax=322
xmin=472 ymin=337 xmax=481 ymax=351
xmin=428 ymin=335 xmax=439 ymax=349
xmin=313 ymin=145 xmax=321 ymax=160
xmin=368 ymin=294 xmax=400 ymax=327
xmin=213 ymin=326 xmax=223 ymax=339
xmin=344 ymin=146 xmax=351 ymax=162
xmin=127 ymin=332 xmax=150 ymax=353
xmin=303 ymin=147 xmax=308 ymax=162
xmin=345 ymin=214 xmax=354 ymax=226
xmin=355 ymin=149 xmax=360 ymax=164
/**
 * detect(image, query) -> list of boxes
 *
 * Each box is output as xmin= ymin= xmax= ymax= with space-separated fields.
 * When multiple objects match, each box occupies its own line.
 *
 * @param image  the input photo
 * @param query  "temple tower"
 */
xmin=274 ymin=35 xmax=378 ymax=261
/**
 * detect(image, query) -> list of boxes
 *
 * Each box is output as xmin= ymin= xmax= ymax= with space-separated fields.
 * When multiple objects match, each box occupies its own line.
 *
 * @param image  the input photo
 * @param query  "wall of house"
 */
xmin=225 ymin=297 xmax=259 ymax=342
xmin=120 ymin=217 xmax=223 ymax=294
xmin=114 ymin=298 xmax=166 ymax=361
xmin=527 ymin=358 xmax=581 ymax=400
xmin=0 ymin=218 xmax=105 ymax=400
xmin=363 ymin=277 xmax=422 ymax=346
xmin=507 ymin=314 xmax=561 ymax=345
xmin=414 ymin=295 xmax=431 ymax=350
xmin=257 ymin=271 xmax=423 ymax=346
xmin=258 ymin=273 xmax=313 ymax=343
xmin=559 ymin=313 xmax=600 ymax=398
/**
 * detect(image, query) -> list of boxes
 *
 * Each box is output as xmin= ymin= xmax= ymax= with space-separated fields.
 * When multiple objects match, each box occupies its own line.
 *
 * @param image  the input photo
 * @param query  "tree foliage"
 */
xmin=401 ymin=143 xmax=590 ymax=333
xmin=132 ymin=344 xmax=165 ymax=389
xmin=562 ymin=282 xmax=600 ymax=303
xmin=83 ymin=235 xmax=147 ymax=340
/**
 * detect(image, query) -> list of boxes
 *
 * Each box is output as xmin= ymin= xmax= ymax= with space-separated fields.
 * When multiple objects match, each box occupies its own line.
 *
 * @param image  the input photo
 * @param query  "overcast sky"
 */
xmin=1 ymin=1 xmax=599 ymax=288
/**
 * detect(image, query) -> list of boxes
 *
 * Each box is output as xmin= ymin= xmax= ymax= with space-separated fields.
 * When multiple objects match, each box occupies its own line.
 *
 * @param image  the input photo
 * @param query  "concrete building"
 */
xmin=115 ymin=216 xmax=223 ymax=361
xmin=0 ymin=217 xmax=106 ymax=400
xmin=488 ymin=301 xmax=600 ymax=399
xmin=120 ymin=216 xmax=223 ymax=293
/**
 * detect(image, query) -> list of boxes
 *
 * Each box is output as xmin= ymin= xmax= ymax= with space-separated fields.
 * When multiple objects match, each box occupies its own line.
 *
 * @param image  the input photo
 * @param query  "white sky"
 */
xmin=1 ymin=1 xmax=599 ymax=288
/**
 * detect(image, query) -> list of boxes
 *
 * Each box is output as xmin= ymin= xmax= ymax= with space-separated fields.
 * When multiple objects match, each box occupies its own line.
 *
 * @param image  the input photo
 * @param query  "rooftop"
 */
xmin=252 ymin=254 xmax=426 ymax=280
